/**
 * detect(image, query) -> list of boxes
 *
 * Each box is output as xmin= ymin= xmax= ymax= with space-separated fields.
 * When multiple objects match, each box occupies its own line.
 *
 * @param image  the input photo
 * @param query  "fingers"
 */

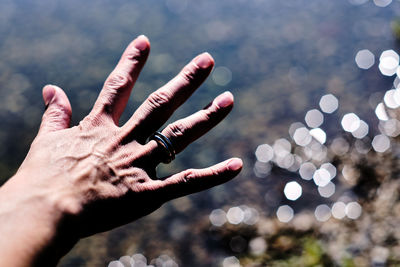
xmin=144 ymin=91 xmax=234 ymax=163
xmin=122 ymin=52 xmax=214 ymax=141
xmin=150 ymin=158 xmax=242 ymax=201
xmin=38 ymin=85 xmax=72 ymax=134
xmin=91 ymin=35 xmax=150 ymax=125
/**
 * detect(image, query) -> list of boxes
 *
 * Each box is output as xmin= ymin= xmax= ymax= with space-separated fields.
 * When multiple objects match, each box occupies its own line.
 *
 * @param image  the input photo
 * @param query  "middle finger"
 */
xmin=121 ymin=52 xmax=214 ymax=142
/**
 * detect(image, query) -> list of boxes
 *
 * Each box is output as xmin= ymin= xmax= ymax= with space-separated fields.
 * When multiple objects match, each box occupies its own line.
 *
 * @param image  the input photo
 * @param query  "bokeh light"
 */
xmin=107 ymin=253 xmax=162 ymax=267
xmin=375 ymin=102 xmax=389 ymax=121
xmin=253 ymin=161 xmax=272 ymax=178
xmin=379 ymin=119 xmax=400 ymax=137
xmin=273 ymin=138 xmax=292 ymax=157
xmin=209 ymin=209 xmax=227 ymax=227
xmin=309 ymin=128 xmax=327 ymax=144
xmin=313 ymin=168 xmax=332 ymax=187
xmin=341 ymin=113 xmax=360 ymax=133
xmin=222 ymin=256 xmax=240 ymax=267
xmin=276 ymin=205 xmax=294 ymax=223
xmin=249 ymin=237 xmax=267 ymax=256
xmin=151 ymin=254 xmax=179 ymax=267
xmin=242 ymin=206 xmax=260 ymax=225
xmin=372 ymin=134 xmax=390 ymax=152
xmin=289 ymin=122 xmax=305 ymax=138
xmin=383 ymin=89 xmax=400 ymax=109
xmin=299 ymin=162 xmax=316 ymax=180
xmin=351 ymin=120 xmax=369 ymax=139
xmin=255 ymin=144 xmax=274 ymax=163
xmin=283 ymin=181 xmax=302 ymax=201
xmin=212 ymin=66 xmax=232 ymax=86
xmin=305 ymin=109 xmax=324 ymax=128
xmin=227 ymin=207 xmax=245 ymax=225
xmin=379 ymin=50 xmax=399 ymax=76
xmin=321 ymin=163 xmax=337 ymax=179
xmin=132 ymin=254 xmax=147 ymax=266
xmin=108 ymin=261 xmax=124 ymax=267
xmin=355 ymin=49 xmax=375 ymax=69
xmin=314 ymin=204 xmax=331 ymax=222
xmin=319 ymin=94 xmax=339 ymax=114
xmin=331 ymin=202 xmax=346 ymax=219
xmin=317 ymin=182 xmax=335 ymax=198
xmin=373 ymin=0 xmax=392 ymax=7
xmin=342 ymin=165 xmax=360 ymax=185
xmin=293 ymin=127 xmax=312 ymax=146
xmin=119 ymin=256 xmax=134 ymax=266
xmin=345 ymin=202 xmax=362 ymax=219
xmin=275 ymin=153 xmax=295 ymax=169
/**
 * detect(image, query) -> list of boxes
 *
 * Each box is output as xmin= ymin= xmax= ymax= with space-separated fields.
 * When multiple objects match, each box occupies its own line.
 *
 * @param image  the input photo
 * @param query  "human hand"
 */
xmin=0 ymin=35 xmax=242 ymax=265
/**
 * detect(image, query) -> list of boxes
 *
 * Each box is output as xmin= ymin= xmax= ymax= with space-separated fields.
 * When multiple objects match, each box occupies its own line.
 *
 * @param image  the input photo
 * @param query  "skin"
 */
xmin=0 ymin=35 xmax=242 ymax=266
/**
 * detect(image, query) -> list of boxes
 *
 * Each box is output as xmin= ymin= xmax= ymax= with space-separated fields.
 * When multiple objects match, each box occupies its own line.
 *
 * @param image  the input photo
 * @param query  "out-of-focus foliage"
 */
xmin=392 ymin=18 xmax=400 ymax=40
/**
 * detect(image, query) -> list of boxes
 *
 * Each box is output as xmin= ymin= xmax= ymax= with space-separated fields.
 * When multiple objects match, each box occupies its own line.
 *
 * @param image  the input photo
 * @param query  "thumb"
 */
xmin=38 ymin=85 xmax=72 ymax=135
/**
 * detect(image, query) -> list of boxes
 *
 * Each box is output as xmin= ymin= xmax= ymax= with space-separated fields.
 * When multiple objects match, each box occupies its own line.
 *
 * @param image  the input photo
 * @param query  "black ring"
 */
xmin=150 ymin=131 xmax=176 ymax=164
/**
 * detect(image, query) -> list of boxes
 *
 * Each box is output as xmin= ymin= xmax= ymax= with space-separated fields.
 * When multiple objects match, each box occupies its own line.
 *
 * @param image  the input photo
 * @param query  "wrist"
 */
xmin=0 ymin=174 xmax=78 ymax=266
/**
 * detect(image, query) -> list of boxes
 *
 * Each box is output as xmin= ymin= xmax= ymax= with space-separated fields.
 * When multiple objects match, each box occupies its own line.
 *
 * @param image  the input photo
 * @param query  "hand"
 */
xmin=0 ymin=35 xmax=242 ymax=266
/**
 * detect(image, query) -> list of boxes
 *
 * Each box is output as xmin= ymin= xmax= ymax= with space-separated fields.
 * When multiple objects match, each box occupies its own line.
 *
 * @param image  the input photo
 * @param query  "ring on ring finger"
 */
xmin=150 ymin=131 xmax=176 ymax=164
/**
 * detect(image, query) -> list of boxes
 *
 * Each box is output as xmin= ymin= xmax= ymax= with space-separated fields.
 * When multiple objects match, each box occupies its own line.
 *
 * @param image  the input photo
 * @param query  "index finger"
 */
xmin=90 ymin=35 xmax=150 ymax=125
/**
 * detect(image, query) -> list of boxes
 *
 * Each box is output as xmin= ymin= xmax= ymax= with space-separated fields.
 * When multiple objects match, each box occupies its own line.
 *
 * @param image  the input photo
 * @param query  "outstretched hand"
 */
xmin=0 ymin=35 xmax=242 ymax=266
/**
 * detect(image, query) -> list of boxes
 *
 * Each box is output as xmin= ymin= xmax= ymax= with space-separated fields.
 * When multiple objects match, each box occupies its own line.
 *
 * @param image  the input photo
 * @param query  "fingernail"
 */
xmin=43 ymin=85 xmax=56 ymax=106
xmin=134 ymin=35 xmax=150 ymax=51
xmin=194 ymin=52 xmax=214 ymax=69
xmin=215 ymin=91 xmax=234 ymax=108
xmin=228 ymin=158 xmax=243 ymax=171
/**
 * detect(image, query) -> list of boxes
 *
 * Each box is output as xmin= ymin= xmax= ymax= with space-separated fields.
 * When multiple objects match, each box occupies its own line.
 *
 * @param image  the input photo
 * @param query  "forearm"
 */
xmin=0 ymin=174 xmax=76 ymax=266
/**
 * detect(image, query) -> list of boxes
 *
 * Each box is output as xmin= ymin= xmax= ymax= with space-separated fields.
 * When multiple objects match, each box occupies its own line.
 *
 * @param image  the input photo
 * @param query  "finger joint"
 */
xmin=146 ymin=90 xmax=171 ymax=109
xmin=104 ymin=73 xmax=133 ymax=91
xmin=165 ymin=121 xmax=186 ymax=139
xmin=179 ymin=64 xmax=200 ymax=84
xmin=182 ymin=169 xmax=196 ymax=183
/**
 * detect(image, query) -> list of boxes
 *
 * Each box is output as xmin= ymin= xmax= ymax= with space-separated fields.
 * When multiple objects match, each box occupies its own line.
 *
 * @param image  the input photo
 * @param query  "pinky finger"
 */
xmin=152 ymin=158 xmax=243 ymax=201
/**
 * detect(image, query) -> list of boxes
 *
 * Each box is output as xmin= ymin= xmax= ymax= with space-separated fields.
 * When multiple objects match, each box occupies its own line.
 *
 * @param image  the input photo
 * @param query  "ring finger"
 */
xmin=145 ymin=91 xmax=234 ymax=164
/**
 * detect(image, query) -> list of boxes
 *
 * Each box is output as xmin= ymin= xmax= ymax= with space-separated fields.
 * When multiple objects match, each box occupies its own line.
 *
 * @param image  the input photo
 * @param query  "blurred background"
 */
xmin=1 ymin=0 xmax=400 ymax=266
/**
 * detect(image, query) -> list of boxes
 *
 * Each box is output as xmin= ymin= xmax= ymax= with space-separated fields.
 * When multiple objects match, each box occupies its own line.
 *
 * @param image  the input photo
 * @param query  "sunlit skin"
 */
xmin=0 ymin=35 xmax=243 ymax=266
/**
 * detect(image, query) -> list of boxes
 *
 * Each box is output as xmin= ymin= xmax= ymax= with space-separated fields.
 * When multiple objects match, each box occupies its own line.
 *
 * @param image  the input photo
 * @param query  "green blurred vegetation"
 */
xmin=240 ymin=234 xmax=333 ymax=267
xmin=392 ymin=18 xmax=400 ymax=41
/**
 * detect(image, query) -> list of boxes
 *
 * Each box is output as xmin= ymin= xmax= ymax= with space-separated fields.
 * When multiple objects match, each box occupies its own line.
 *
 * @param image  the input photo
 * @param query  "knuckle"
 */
xmin=210 ymin=166 xmax=220 ymax=177
xmin=182 ymin=169 xmax=196 ymax=182
xmin=104 ymin=73 xmax=132 ymax=91
xmin=124 ymin=48 xmax=142 ymax=63
xmin=79 ymin=114 xmax=109 ymax=129
xmin=166 ymin=121 xmax=186 ymax=138
xmin=201 ymin=108 xmax=214 ymax=121
xmin=147 ymin=90 xmax=170 ymax=109
xmin=179 ymin=64 xmax=200 ymax=84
